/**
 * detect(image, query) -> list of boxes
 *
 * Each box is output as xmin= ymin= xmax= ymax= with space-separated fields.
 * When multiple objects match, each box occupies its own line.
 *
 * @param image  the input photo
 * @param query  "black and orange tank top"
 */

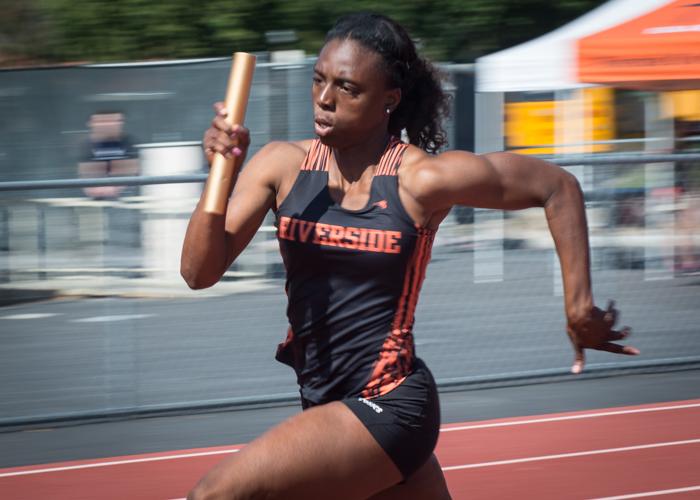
xmin=274 ymin=136 xmax=435 ymax=405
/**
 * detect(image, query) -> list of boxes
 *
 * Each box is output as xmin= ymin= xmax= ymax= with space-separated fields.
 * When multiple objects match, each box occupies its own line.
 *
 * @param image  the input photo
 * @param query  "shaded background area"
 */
xmin=1 ymin=1 xmax=607 ymax=67
xmin=0 ymin=59 xmax=474 ymax=184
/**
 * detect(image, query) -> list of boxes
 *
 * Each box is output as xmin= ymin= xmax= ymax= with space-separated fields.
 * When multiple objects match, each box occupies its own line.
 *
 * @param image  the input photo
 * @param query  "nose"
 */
xmin=316 ymin=83 xmax=334 ymax=111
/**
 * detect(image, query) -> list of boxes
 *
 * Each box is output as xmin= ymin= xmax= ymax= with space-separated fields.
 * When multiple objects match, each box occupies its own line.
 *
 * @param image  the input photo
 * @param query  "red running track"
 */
xmin=1 ymin=399 xmax=699 ymax=499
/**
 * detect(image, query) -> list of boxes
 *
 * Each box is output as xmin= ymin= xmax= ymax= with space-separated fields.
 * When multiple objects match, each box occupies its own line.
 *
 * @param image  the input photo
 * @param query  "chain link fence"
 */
xmin=1 ymin=59 xmax=699 ymax=427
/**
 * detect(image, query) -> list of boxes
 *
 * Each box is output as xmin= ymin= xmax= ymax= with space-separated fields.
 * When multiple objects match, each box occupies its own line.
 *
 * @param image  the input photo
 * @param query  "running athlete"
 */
xmin=181 ymin=12 xmax=639 ymax=500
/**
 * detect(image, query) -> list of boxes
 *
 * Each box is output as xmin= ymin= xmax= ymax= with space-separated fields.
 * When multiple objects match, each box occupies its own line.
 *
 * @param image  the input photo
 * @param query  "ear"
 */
xmin=384 ymin=88 xmax=402 ymax=113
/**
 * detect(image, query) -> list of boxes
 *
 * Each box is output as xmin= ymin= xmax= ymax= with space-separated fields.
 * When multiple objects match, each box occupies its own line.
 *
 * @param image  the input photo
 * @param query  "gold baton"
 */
xmin=202 ymin=52 xmax=256 ymax=214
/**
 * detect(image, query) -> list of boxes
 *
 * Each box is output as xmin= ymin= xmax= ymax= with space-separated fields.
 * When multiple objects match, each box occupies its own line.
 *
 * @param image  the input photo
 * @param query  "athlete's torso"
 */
xmin=275 ymin=137 xmax=435 ymax=405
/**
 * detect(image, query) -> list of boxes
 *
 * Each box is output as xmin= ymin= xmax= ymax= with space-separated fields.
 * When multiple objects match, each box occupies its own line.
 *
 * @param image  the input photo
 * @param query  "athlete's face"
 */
xmin=312 ymin=38 xmax=400 ymax=148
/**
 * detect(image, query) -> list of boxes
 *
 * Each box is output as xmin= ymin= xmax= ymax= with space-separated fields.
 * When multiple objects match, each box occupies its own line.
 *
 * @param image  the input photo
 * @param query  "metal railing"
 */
xmin=2 ymin=152 xmax=700 ymax=192
xmin=1 ymin=151 xmax=699 ymax=428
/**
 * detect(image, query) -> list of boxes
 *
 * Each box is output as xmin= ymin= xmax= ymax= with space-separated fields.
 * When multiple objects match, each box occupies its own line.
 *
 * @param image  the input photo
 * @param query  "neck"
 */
xmin=332 ymin=132 xmax=391 ymax=182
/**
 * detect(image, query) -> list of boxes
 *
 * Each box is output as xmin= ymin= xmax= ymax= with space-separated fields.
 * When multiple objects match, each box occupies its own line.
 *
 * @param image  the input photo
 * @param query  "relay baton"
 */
xmin=202 ymin=52 xmax=256 ymax=214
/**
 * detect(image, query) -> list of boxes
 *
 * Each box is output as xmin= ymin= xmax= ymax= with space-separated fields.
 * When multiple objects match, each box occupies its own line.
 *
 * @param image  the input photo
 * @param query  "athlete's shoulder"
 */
xmin=245 ymin=140 xmax=311 ymax=176
xmin=398 ymin=143 xmax=430 ymax=171
xmin=398 ymin=144 xmax=484 ymax=203
xmin=254 ymin=140 xmax=310 ymax=163
xmin=294 ymin=138 xmax=316 ymax=154
xmin=243 ymin=139 xmax=319 ymax=194
xmin=397 ymin=144 xmax=441 ymax=199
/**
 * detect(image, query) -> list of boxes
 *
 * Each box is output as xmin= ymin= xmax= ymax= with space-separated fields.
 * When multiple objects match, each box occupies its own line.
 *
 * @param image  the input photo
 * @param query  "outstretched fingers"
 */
xmin=605 ymin=325 xmax=638 ymax=354
xmin=599 ymin=342 xmax=640 ymax=356
xmin=607 ymin=326 xmax=631 ymax=341
xmin=567 ymin=300 xmax=639 ymax=374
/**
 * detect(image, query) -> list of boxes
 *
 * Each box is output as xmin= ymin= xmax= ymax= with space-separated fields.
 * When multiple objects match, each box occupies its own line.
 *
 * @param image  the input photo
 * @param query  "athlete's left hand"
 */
xmin=566 ymin=300 xmax=639 ymax=374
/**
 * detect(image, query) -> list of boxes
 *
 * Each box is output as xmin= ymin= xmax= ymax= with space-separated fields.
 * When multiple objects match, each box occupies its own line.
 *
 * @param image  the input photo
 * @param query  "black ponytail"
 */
xmin=325 ymin=12 xmax=450 ymax=154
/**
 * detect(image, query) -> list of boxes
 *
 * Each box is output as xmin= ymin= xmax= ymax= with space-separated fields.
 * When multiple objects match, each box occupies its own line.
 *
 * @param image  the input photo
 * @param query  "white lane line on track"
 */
xmin=72 ymin=314 xmax=155 ymax=323
xmin=165 ymin=485 xmax=700 ymax=500
xmin=441 ymin=438 xmax=700 ymax=472
xmin=588 ymin=485 xmax=700 ymax=499
xmin=164 ymin=484 xmax=700 ymax=500
xmin=0 ymin=449 xmax=240 ymax=478
xmin=0 ymin=313 xmax=60 ymax=320
xmin=5 ymin=438 xmax=700 ymax=479
xmin=3 ymin=403 xmax=698 ymax=479
xmin=441 ymin=402 xmax=700 ymax=432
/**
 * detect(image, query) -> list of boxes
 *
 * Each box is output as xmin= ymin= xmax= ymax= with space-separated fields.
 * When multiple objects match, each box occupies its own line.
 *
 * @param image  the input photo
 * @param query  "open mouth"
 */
xmin=314 ymin=117 xmax=333 ymax=136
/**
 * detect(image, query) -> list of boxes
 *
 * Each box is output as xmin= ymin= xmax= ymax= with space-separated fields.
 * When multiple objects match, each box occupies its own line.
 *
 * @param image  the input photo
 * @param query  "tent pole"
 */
xmin=643 ymin=92 xmax=676 ymax=281
xmin=473 ymin=91 xmax=505 ymax=284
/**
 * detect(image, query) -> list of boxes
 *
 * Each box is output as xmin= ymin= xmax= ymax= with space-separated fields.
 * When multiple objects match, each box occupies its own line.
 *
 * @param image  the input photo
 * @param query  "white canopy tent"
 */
xmin=473 ymin=0 xmax=679 ymax=156
xmin=472 ymin=0 xmax=681 ymax=284
xmin=476 ymin=0 xmax=670 ymax=93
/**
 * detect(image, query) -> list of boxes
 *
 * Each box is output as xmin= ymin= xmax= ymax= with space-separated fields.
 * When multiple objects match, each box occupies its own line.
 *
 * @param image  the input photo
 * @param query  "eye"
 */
xmin=312 ymin=75 xmax=323 ymax=85
xmin=339 ymin=84 xmax=358 ymax=96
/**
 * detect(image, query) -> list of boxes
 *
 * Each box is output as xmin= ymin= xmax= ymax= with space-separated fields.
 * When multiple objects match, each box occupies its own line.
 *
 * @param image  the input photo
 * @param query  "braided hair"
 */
xmin=325 ymin=12 xmax=450 ymax=154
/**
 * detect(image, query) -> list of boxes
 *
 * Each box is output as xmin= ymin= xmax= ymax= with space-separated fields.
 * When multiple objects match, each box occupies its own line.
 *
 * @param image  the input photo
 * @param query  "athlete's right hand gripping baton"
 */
xmin=202 ymin=52 xmax=256 ymax=215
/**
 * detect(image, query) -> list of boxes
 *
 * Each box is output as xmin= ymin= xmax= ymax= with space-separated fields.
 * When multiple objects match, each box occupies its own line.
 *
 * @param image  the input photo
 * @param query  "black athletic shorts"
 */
xmin=342 ymin=357 xmax=441 ymax=479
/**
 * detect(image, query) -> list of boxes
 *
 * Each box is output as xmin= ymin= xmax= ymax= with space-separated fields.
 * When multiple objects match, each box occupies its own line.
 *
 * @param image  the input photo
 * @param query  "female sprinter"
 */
xmin=181 ymin=12 xmax=638 ymax=500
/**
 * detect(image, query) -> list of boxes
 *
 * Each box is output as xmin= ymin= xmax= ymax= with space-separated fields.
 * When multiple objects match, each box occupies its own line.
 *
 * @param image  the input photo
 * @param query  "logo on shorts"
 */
xmin=358 ymin=397 xmax=383 ymax=414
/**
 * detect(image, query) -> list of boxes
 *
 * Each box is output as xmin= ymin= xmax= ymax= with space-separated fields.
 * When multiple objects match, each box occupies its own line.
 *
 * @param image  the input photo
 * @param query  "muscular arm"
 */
xmin=416 ymin=151 xmax=591 ymax=320
xmin=481 ymin=152 xmax=593 ymax=322
xmin=406 ymin=150 xmax=636 ymax=370
xmin=180 ymin=141 xmax=299 ymax=289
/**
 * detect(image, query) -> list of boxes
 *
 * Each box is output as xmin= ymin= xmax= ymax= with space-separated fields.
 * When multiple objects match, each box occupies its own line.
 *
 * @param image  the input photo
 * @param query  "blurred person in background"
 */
xmin=676 ymin=191 xmax=700 ymax=275
xmin=181 ymin=12 xmax=639 ymax=500
xmin=675 ymin=119 xmax=700 ymax=275
xmin=78 ymin=111 xmax=139 ymax=199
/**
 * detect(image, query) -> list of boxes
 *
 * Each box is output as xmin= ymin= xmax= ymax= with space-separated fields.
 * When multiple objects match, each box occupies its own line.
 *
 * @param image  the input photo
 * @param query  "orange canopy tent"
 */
xmin=577 ymin=0 xmax=700 ymax=89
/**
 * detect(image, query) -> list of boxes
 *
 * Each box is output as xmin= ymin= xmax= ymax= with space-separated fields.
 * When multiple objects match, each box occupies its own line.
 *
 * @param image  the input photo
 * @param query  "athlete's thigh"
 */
xmin=188 ymin=401 xmax=402 ymax=500
xmin=368 ymin=454 xmax=452 ymax=500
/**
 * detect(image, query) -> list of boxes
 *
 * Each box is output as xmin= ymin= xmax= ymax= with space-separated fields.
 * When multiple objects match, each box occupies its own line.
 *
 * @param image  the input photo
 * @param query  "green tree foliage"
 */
xmin=0 ymin=0 xmax=58 ymax=66
xmin=0 ymin=0 xmax=606 ymax=66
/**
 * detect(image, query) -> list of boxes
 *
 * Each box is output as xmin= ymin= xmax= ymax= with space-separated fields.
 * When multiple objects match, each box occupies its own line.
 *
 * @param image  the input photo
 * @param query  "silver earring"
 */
xmin=385 ymin=107 xmax=391 ymax=115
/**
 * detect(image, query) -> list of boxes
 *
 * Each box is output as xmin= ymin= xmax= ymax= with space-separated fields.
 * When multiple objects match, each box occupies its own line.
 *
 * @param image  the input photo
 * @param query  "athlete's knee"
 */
xmin=187 ymin=477 xmax=230 ymax=500
xmin=186 ymin=481 xmax=210 ymax=500
xmin=369 ymin=454 xmax=451 ymax=500
xmin=187 ymin=484 xmax=265 ymax=500
xmin=420 ymin=455 xmax=452 ymax=500
xmin=187 ymin=470 xmax=269 ymax=500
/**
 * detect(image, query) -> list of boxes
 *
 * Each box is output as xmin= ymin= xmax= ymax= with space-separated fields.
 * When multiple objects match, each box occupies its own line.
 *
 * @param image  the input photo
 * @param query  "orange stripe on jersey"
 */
xmin=391 ymin=228 xmax=428 ymax=333
xmin=377 ymin=138 xmax=407 ymax=176
xmin=301 ymin=140 xmax=332 ymax=171
xmin=397 ymin=228 xmax=434 ymax=332
xmin=377 ymin=137 xmax=398 ymax=176
xmin=387 ymin=140 xmax=403 ymax=175
xmin=300 ymin=140 xmax=320 ymax=171
xmin=376 ymin=138 xmax=394 ymax=176
xmin=402 ymin=229 xmax=434 ymax=332
xmin=304 ymin=137 xmax=406 ymax=174
xmin=361 ymin=226 xmax=435 ymax=399
xmin=318 ymin=142 xmax=331 ymax=171
xmin=360 ymin=336 xmax=411 ymax=399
